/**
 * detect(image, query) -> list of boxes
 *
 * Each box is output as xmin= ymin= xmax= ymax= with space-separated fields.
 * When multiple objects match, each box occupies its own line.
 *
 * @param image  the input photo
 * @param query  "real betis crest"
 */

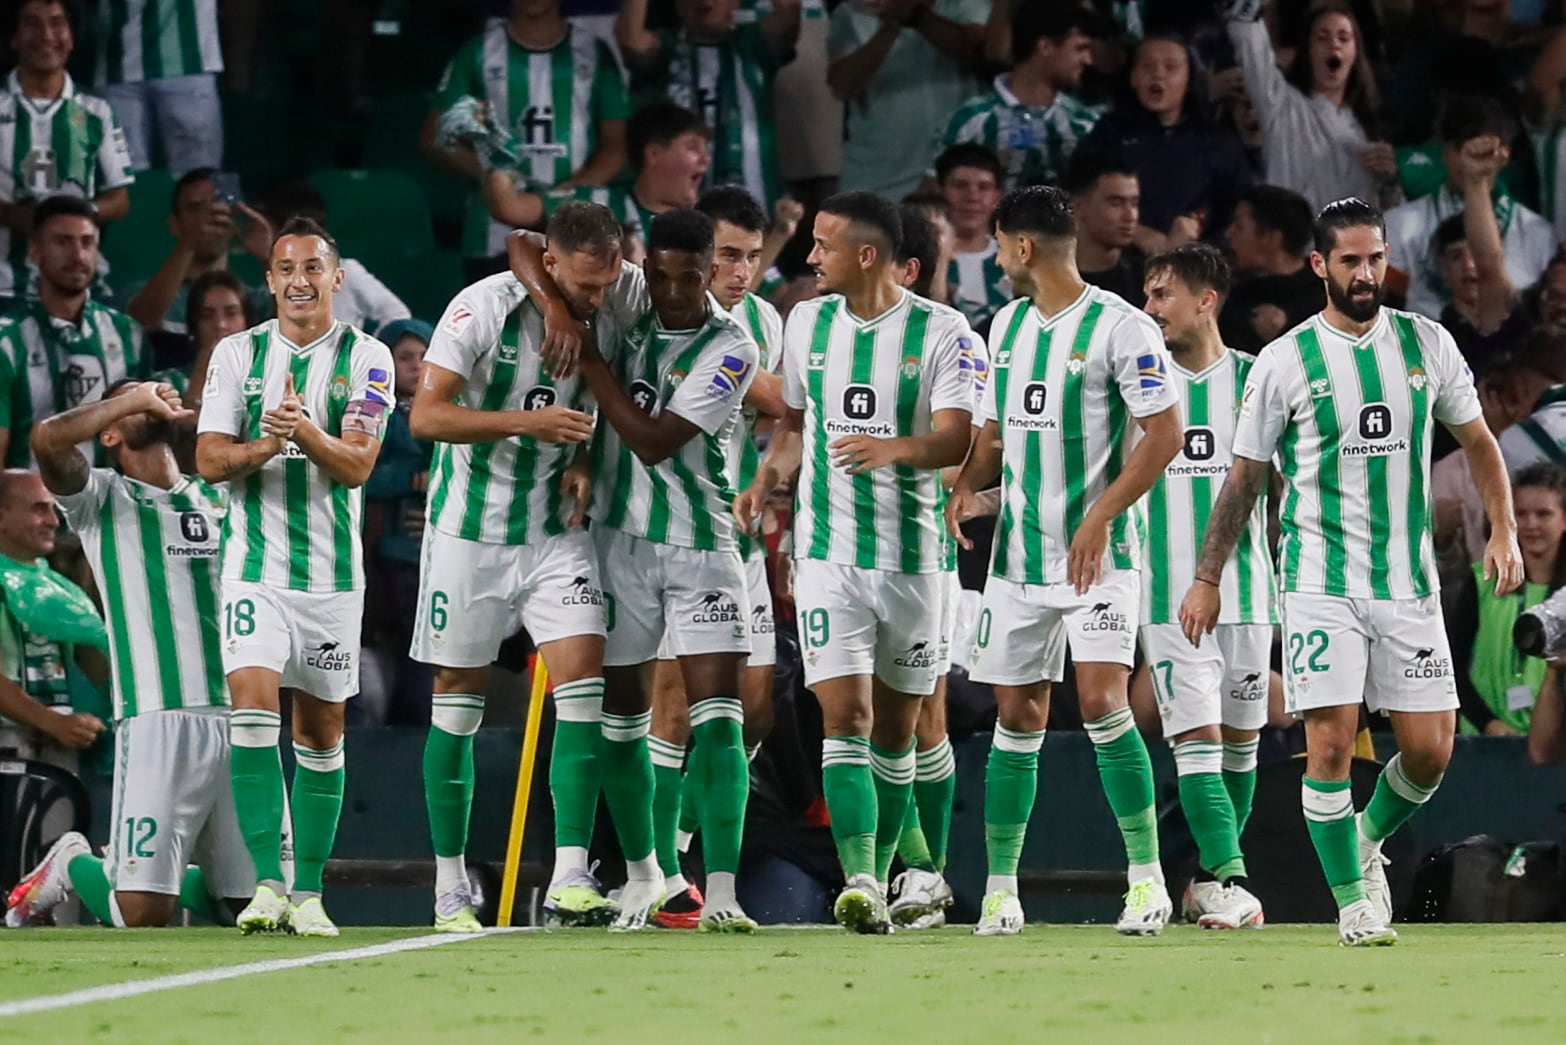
xmin=1066 ymin=353 xmax=1086 ymax=375
xmin=900 ymin=356 xmax=920 ymax=380
xmin=1407 ymin=366 xmax=1428 ymax=391
xmin=243 ymin=376 xmax=263 ymax=395
xmin=330 ymin=374 xmax=350 ymax=401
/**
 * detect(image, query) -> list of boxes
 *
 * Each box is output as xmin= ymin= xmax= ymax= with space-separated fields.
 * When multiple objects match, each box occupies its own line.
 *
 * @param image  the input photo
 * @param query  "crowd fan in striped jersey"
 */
xmin=94 ymin=0 xmax=223 ymax=174
xmin=408 ymin=202 xmax=635 ymax=933
xmin=1180 ymin=197 xmax=1524 ymax=946
xmin=7 ymin=378 xmax=252 ymax=930
xmin=948 ymin=184 xmax=1183 ymax=938
xmin=734 ymin=191 xmax=974 ymax=933
xmin=935 ymin=144 xmax=1009 ymax=336
xmin=1136 ymin=243 xmax=1272 ymax=930
xmin=642 ymin=186 xmax=785 ymax=929
xmin=194 ymin=217 xmax=394 ymax=938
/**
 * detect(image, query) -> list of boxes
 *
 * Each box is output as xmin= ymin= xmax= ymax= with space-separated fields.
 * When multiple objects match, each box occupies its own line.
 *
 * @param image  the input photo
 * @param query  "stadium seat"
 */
xmin=100 ymin=168 xmax=178 ymax=289
xmin=360 ymin=91 xmax=471 ymax=248
xmin=309 ymin=168 xmax=436 ymax=268
xmin=373 ymin=248 xmax=464 ymax=324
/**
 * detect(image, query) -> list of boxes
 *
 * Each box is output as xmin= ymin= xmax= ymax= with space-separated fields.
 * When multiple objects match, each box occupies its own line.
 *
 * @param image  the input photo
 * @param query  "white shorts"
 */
xmin=968 ymin=570 xmax=1140 ymax=686
xmin=1281 ymin=592 xmax=1459 ymax=716
xmin=655 ymin=549 xmax=775 ymax=668
xmin=104 ymin=709 xmax=253 ymax=899
xmin=220 ymin=581 xmax=363 ymax=702
xmin=1141 ymin=623 xmax=1274 ymax=735
xmin=410 ymin=527 xmax=606 ymax=668
xmin=794 ymin=559 xmax=944 ymax=696
xmin=935 ymin=570 xmax=961 ymax=675
xmin=597 ymin=527 xmax=751 ymax=667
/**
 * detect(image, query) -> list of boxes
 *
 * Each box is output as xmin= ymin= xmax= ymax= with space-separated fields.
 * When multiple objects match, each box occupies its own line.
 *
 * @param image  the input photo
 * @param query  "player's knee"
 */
xmin=434 ymin=666 xmax=488 ymax=696
xmin=115 ymin=892 xmax=178 ymax=927
xmin=1400 ymin=737 xmax=1453 ymax=784
xmin=822 ymin=701 xmax=872 ymax=738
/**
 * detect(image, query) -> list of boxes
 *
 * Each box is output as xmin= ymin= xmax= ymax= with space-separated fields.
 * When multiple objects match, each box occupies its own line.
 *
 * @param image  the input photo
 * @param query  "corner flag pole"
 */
xmin=498 ymin=657 xmax=549 ymax=927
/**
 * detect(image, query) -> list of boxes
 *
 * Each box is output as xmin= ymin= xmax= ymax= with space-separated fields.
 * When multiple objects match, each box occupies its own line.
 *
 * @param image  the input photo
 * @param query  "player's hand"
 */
xmin=540 ymin=300 xmax=589 ymax=380
xmin=261 ymin=373 xmax=303 ymax=439
xmin=1178 ymin=581 xmax=1221 ymax=648
xmin=1065 ymin=508 xmax=1109 ymax=595
xmin=516 ymin=405 xmax=594 ymax=444
xmin=830 ymin=434 xmax=903 ymax=474
xmin=134 ymin=381 xmax=196 ymax=422
xmin=945 ymin=486 xmax=981 ymax=550
xmin=47 ymin=712 xmax=105 ymax=749
xmin=1483 ymin=525 xmax=1524 ymax=595
xmin=560 ymin=463 xmax=592 ymax=527
xmin=732 ymin=485 xmax=766 ymax=535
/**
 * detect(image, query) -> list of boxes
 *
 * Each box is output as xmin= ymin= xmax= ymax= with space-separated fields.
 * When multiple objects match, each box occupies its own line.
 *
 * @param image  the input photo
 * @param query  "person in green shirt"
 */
xmin=1448 ymin=463 xmax=1566 ymax=736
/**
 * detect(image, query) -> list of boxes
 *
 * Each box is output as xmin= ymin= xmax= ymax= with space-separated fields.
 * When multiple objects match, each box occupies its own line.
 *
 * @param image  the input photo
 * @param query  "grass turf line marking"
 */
xmin=0 ymin=928 xmax=523 ymax=1018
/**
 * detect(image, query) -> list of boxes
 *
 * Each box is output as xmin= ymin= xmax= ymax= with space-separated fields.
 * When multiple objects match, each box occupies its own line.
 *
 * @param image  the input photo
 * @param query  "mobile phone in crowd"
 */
xmin=211 ymin=171 xmax=242 ymax=206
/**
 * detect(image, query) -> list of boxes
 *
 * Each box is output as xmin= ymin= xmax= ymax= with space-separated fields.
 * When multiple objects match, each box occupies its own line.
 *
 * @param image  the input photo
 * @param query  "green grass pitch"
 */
xmin=2 ymin=925 xmax=1562 ymax=1043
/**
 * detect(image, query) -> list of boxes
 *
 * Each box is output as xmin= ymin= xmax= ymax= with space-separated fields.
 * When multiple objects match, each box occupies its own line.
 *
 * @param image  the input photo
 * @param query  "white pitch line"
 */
xmin=0 ymin=928 xmax=523 ymax=1019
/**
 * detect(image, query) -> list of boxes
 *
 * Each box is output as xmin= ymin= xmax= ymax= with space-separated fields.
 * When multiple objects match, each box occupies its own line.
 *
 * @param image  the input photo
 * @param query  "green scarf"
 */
xmin=0 ymin=553 xmax=107 ymax=651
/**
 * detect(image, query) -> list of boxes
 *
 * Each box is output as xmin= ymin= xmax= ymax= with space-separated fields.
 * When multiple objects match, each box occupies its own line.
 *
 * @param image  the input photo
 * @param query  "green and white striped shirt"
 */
xmin=1138 ymin=349 xmax=1274 ymax=625
xmin=435 ymin=21 xmax=631 ymax=258
xmin=0 ymin=72 xmax=135 ymax=295
xmin=948 ymin=239 xmax=1013 ymax=330
xmin=423 ymin=267 xmax=647 ymax=546
xmin=0 ymin=557 xmax=73 ymax=713
xmin=937 ymin=75 xmax=1103 ymax=192
xmin=984 ymin=286 xmax=1177 ymax=585
xmin=0 ymin=300 xmax=146 ymax=467
xmin=196 ymin=319 xmax=394 ymax=593
xmin=783 ymin=290 xmax=974 ymax=575
xmin=56 ymin=469 xmax=228 ymax=719
xmin=592 ymin=297 xmax=759 ymax=551
xmin=1235 ymin=309 xmax=1481 ymax=599
xmin=95 ymin=0 xmax=224 ymax=85
xmin=729 ymin=291 xmax=783 ymax=559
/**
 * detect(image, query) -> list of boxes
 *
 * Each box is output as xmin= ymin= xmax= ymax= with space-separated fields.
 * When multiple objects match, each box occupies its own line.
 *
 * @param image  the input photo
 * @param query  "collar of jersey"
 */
xmin=1312 ymin=309 xmax=1387 ymax=347
xmin=994 ymin=74 xmax=1061 ymax=114
xmin=1027 ymin=284 xmax=1091 ymax=328
xmin=8 ymin=70 xmax=76 ymax=110
xmin=272 ymin=318 xmax=342 ymax=356
xmin=842 ymin=287 xmax=910 ymax=330
xmin=1170 ymin=349 xmax=1230 ymax=382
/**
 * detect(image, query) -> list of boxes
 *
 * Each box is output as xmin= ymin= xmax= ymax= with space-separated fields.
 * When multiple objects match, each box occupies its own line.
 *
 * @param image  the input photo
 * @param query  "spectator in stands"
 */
xmin=1497 ymin=325 xmax=1566 ymax=475
xmin=935 ymin=143 xmax=1008 ymax=332
xmin=0 ymin=469 xmax=105 ymax=771
xmin=936 ymin=2 xmax=1103 ymax=192
xmin=182 ymin=269 xmax=256 ymax=413
xmin=1434 ymin=365 xmax=1523 ymax=583
xmin=0 ymin=197 xmax=145 ymax=468
xmin=121 ymin=168 xmax=268 ymax=337
xmin=827 ymin=0 xmax=988 ymax=203
xmin=1387 ymin=95 xmax=1554 ymax=321
xmin=424 ymin=0 xmax=630 ymax=281
xmin=1064 ymin=149 xmax=1146 ymax=307
xmin=617 ymin=0 xmax=800 ymax=208
xmin=94 ymin=0 xmax=224 ymax=172
xmin=1078 ymin=33 xmax=1252 ymax=252
xmin=364 ymin=318 xmax=433 ymax=727
xmin=1531 ymin=663 xmax=1566 ymax=764
xmin=1219 ymin=184 xmax=1320 ymax=352
xmin=1537 ymin=254 xmax=1566 ymax=327
xmin=1448 ymin=463 xmax=1566 ymax=736
xmin=1223 ymin=0 xmax=1397 ymax=211
xmin=483 ymin=102 xmax=711 ymax=244
xmin=0 ymin=0 xmax=134 ymax=303
xmin=1433 ymin=212 xmax=1528 ymax=372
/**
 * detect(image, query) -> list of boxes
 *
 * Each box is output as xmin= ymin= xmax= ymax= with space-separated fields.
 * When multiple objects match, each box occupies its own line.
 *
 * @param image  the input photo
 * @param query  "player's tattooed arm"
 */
xmin=506 ymin=230 xmax=588 ymax=379
xmin=34 ymin=382 xmax=193 ymax=495
xmin=1193 ymin=455 xmax=1270 ymax=584
xmin=196 ymin=432 xmax=284 ymax=482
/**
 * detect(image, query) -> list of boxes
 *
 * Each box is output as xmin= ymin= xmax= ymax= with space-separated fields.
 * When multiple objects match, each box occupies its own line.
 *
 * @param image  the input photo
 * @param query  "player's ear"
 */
xmin=1309 ymin=251 xmax=1328 ymax=280
xmin=331 ymin=264 xmax=345 ymax=292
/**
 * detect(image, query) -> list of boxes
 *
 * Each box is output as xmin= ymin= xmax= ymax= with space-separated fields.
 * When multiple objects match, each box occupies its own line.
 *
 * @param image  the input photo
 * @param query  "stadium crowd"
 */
xmin=3 ymin=0 xmax=1566 ymax=938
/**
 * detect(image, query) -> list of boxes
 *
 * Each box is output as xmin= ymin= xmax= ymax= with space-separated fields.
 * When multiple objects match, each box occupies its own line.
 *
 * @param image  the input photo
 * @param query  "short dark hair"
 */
xmin=1312 ymin=197 xmax=1385 ymax=257
xmin=6 ymin=0 xmax=74 ymax=40
xmin=273 ymin=215 xmax=340 ymax=263
xmin=1439 ymin=93 xmax=1517 ymax=149
xmin=1433 ymin=213 xmax=1468 ymax=257
xmin=1238 ymin=185 xmax=1313 ymax=257
xmin=819 ymin=190 xmax=903 ymax=260
xmin=1513 ymin=325 xmax=1566 ymax=383
xmin=993 ymin=185 xmax=1075 ymax=242
xmin=30 ymin=194 xmax=97 ymax=240
xmin=1061 ymin=149 xmax=1137 ymax=197
xmin=935 ymin=143 xmax=1004 ymax=185
xmin=695 ymin=185 xmax=767 ymax=235
xmin=1012 ymin=1 xmax=1104 ymax=65
xmin=187 ymin=269 xmax=256 ymax=335
xmin=647 ymin=208 xmax=714 ymax=256
xmin=897 ymin=204 xmax=940 ymax=297
xmin=1514 ymin=461 xmax=1566 ymax=499
xmin=1144 ymin=242 xmax=1231 ymax=300
xmin=627 ymin=102 xmax=708 ymax=170
xmin=173 ymin=167 xmax=218 ymax=211
xmin=545 ymin=201 xmax=624 ymax=258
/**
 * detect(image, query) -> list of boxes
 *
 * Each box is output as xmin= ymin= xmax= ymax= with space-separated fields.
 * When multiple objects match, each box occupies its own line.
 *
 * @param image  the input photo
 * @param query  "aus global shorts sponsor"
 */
xmin=1404 ymin=646 xmax=1452 ymax=680
xmin=561 ymin=574 xmax=604 ymax=607
xmin=751 ymin=602 xmax=774 ymax=636
xmin=692 ymin=591 xmax=744 ymax=629
xmin=1228 ymin=669 xmax=1267 ymax=703
xmin=893 ymin=640 xmax=939 ymax=669
xmin=305 ymin=640 xmax=353 ymax=671
xmin=1080 ymin=600 xmax=1131 ymax=635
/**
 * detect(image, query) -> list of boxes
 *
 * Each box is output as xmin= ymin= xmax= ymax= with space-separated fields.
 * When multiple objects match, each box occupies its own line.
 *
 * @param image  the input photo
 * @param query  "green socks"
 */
xmin=897 ymin=801 xmax=936 ymax=872
xmin=67 ymin=853 xmax=114 ymax=925
xmin=1173 ymin=740 xmax=1245 ymax=881
xmin=425 ymin=694 xmax=482 ymax=862
xmin=177 ymin=867 xmax=231 ymax=924
xmin=1085 ymin=709 xmax=1161 ymax=879
xmin=912 ymin=739 xmax=956 ymax=872
xmin=870 ymin=743 xmax=916 ymax=883
xmin=1362 ymin=753 xmax=1439 ymax=844
xmin=1222 ymin=737 xmax=1259 ymax=835
xmin=600 ymin=710 xmax=657 ymax=865
xmin=984 ymin=725 xmax=1044 ymax=894
xmin=1302 ymin=776 xmax=1366 ymax=910
xmin=229 ymin=709 xmax=286 ymax=887
xmin=550 ymin=679 xmax=605 ymax=853
xmin=690 ymin=698 xmax=748 ymax=875
xmin=291 ymin=740 xmax=345 ymax=897
xmin=648 ymin=735 xmax=685 ymax=880
xmin=822 ymin=736 xmax=876 ymax=879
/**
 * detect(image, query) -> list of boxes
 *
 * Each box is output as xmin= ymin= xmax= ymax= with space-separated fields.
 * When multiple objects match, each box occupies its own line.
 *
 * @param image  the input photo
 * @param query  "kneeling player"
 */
xmin=9 ymin=383 xmax=252 ymax=928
